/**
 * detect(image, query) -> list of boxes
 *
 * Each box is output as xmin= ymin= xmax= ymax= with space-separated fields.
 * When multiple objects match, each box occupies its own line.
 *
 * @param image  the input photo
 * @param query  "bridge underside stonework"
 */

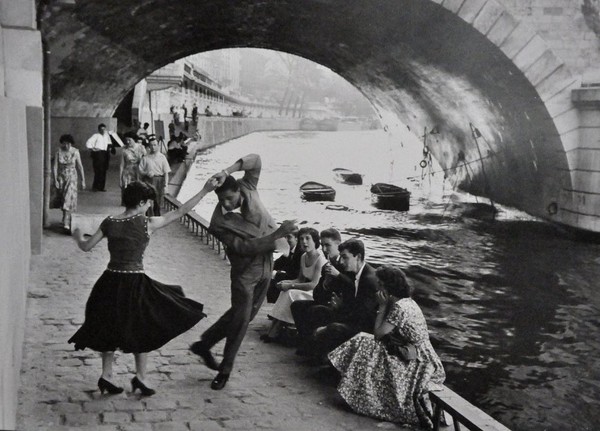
xmin=42 ymin=0 xmax=600 ymax=232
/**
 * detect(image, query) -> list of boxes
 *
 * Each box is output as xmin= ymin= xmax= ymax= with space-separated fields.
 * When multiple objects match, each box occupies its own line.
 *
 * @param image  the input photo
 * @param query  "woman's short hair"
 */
xmin=375 ymin=265 xmax=412 ymax=298
xmin=215 ymin=175 xmax=240 ymax=194
xmin=298 ymin=227 xmax=320 ymax=249
xmin=59 ymin=134 xmax=75 ymax=144
xmin=122 ymin=181 xmax=156 ymax=209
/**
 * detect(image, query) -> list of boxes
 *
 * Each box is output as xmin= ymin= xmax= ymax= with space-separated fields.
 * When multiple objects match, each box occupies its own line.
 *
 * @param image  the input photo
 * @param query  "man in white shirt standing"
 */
xmin=139 ymin=134 xmax=171 ymax=216
xmin=85 ymin=123 xmax=113 ymax=191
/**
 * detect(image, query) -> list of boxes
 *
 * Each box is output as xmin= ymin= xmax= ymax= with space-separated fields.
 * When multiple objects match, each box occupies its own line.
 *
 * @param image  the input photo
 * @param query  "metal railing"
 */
xmin=429 ymin=386 xmax=511 ymax=431
xmin=163 ymin=195 xmax=227 ymax=260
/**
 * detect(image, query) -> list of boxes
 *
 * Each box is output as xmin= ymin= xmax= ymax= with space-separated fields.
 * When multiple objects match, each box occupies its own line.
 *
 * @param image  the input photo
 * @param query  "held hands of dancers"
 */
xmin=203 ymin=177 xmax=219 ymax=192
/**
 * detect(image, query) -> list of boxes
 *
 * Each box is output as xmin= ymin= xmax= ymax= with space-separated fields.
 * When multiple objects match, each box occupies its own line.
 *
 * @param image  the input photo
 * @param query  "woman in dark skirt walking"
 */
xmin=69 ymin=179 xmax=217 ymax=396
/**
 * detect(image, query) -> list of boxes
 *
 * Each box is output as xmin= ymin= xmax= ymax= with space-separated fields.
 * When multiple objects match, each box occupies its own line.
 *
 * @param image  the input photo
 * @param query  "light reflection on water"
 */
xmin=178 ymin=130 xmax=600 ymax=430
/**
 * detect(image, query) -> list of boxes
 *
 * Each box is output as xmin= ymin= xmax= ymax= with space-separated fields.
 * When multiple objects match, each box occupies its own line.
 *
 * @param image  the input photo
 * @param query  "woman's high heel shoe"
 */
xmin=98 ymin=377 xmax=124 ymax=395
xmin=131 ymin=376 xmax=156 ymax=396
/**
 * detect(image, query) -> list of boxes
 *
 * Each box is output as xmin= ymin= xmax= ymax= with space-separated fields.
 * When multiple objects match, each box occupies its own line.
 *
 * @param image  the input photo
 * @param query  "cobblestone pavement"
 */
xmin=17 ymin=168 xmax=411 ymax=430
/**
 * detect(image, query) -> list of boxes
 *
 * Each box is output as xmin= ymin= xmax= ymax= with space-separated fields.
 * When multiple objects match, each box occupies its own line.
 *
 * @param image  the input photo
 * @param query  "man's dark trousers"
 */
xmin=200 ymin=265 xmax=271 ymax=374
xmin=91 ymin=150 xmax=109 ymax=191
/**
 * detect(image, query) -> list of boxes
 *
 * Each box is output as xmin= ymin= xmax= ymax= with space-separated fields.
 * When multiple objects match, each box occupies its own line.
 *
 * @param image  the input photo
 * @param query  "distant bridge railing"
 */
xmin=163 ymin=195 xmax=227 ymax=260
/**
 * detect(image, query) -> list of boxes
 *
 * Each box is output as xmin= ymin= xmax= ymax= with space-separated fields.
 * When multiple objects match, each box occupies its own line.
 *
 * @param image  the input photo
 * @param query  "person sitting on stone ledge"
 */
xmin=261 ymin=227 xmax=328 ymax=343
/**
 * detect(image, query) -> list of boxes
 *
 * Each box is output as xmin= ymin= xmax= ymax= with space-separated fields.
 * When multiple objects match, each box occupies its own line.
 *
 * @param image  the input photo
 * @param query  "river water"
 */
xmin=178 ymin=130 xmax=600 ymax=430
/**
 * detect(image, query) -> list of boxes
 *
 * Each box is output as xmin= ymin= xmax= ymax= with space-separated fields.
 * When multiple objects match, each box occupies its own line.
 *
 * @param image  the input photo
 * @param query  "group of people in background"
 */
xmin=51 ymin=122 xmax=188 ymax=230
xmin=65 ymin=149 xmax=445 ymax=429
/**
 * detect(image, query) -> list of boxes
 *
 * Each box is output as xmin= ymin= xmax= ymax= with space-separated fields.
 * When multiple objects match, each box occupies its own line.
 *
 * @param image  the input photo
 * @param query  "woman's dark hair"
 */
xmin=122 ymin=181 xmax=156 ymax=209
xmin=375 ymin=265 xmax=412 ymax=298
xmin=215 ymin=175 xmax=240 ymax=194
xmin=59 ymin=134 xmax=74 ymax=144
xmin=298 ymin=227 xmax=320 ymax=249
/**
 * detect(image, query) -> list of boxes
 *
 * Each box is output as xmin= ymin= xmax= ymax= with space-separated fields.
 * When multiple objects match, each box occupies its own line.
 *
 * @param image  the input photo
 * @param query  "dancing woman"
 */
xmin=69 ymin=179 xmax=216 ymax=396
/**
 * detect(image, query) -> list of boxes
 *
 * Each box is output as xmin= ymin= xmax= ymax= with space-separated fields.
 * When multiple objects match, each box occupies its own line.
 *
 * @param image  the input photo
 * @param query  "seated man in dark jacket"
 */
xmin=295 ymin=238 xmax=378 ymax=360
xmin=266 ymin=227 xmax=301 ymax=303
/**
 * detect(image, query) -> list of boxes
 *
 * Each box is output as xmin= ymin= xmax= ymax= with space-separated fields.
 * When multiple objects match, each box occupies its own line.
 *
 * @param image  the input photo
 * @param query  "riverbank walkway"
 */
xmin=17 ymin=155 xmax=415 ymax=431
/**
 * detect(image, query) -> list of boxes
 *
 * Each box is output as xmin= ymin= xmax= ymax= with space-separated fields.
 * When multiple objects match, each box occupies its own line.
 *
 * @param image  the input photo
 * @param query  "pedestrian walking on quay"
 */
xmin=190 ymin=153 xmax=297 ymax=390
xmin=52 ymin=134 xmax=85 ymax=230
xmin=85 ymin=123 xmax=114 ymax=192
xmin=139 ymin=134 xmax=170 ymax=216
xmin=69 ymin=179 xmax=217 ymax=396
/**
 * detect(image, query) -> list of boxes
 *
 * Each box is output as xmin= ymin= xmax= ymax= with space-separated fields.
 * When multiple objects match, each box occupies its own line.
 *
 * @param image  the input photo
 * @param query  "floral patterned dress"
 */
xmin=55 ymin=147 xmax=80 ymax=211
xmin=328 ymin=298 xmax=445 ymax=428
xmin=121 ymin=144 xmax=145 ymax=188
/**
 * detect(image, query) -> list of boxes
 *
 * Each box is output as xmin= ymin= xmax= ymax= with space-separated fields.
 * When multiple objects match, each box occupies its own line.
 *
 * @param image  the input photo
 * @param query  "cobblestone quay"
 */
xmin=17 ymin=167 xmax=411 ymax=430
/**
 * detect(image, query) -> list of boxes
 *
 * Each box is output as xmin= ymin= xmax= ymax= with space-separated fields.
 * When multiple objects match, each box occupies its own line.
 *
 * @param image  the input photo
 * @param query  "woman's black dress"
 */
xmin=69 ymin=214 xmax=206 ymax=353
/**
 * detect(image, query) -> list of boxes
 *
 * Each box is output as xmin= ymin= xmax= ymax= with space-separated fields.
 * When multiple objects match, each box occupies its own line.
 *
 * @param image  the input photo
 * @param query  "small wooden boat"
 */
xmin=317 ymin=118 xmax=338 ymax=131
xmin=370 ymin=183 xmax=410 ymax=211
xmin=300 ymin=181 xmax=336 ymax=201
xmin=333 ymin=168 xmax=364 ymax=185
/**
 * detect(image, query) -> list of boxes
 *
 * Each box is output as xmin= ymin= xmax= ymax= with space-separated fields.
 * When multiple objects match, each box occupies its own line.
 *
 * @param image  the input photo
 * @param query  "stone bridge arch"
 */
xmin=42 ymin=0 xmax=595 ymax=230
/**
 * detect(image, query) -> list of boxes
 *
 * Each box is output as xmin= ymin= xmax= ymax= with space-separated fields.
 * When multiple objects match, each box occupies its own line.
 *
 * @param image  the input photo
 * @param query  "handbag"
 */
xmin=381 ymin=333 xmax=417 ymax=361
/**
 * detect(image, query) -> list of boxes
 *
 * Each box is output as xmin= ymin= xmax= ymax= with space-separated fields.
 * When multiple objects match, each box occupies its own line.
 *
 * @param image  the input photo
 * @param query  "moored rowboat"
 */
xmin=333 ymin=168 xmax=364 ymax=185
xmin=370 ymin=183 xmax=410 ymax=211
xmin=300 ymin=181 xmax=336 ymax=201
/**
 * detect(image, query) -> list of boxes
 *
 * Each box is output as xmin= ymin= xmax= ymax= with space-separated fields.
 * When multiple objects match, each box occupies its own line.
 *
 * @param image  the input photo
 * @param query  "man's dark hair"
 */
xmin=143 ymin=122 xmax=149 ymax=128
xmin=122 ymin=181 xmax=156 ymax=209
xmin=215 ymin=175 xmax=240 ymax=194
xmin=59 ymin=134 xmax=75 ymax=145
xmin=320 ymin=228 xmax=341 ymax=242
xmin=98 ymin=123 xmax=107 ymax=131
xmin=375 ymin=265 xmax=413 ymax=298
xmin=338 ymin=238 xmax=365 ymax=261
xmin=298 ymin=227 xmax=321 ymax=249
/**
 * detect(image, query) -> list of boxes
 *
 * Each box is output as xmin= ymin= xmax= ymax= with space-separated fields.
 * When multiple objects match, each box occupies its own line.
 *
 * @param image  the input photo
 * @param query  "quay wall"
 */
xmin=0 ymin=0 xmax=43 ymax=428
xmin=169 ymin=117 xmax=301 ymax=196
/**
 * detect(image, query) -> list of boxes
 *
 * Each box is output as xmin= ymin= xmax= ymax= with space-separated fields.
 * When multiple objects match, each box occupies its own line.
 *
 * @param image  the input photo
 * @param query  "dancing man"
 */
xmin=190 ymin=153 xmax=296 ymax=390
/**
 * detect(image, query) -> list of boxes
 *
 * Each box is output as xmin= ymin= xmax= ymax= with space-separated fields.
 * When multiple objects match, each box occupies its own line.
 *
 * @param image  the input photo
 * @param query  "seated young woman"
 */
xmin=328 ymin=265 xmax=445 ymax=428
xmin=261 ymin=227 xmax=327 ymax=342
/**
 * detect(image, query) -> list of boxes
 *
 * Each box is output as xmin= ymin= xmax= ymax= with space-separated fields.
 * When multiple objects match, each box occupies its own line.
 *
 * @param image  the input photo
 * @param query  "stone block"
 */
xmin=499 ymin=21 xmax=536 ymax=60
xmin=189 ymin=420 xmax=225 ymax=431
xmin=552 ymin=107 xmax=579 ymax=135
xmin=442 ymin=0 xmax=465 ymax=14
xmin=457 ymin=0 xmax=487 ymax=24
xmin=132 ymin=411 xmax=169 ymax=422
xmin=536 ymin=66 xmax=580 ymax=102
xmin=559 ymin=128 xmax=580 ymax=153
xmin=487 ymin=11 xmax=518 ymax=46
xmin=472 ymin=0 xmax=504 ymax=35
xmin=524 ymin=50 xmax=563 ymax=86
xmin=0 ymin=0 xmax=36 ymax=28
xmin=513 ymin=35 xmax=547 ymax=71
xmin=102 ymin=412 xmax=132 ymax=424
xmin=544 ymin=87 xmax=574 ymax=118
xmin=578 ymin=110 xmax=600 ymax=129
xmin=4 ymin=68 xmax=42 ymax=107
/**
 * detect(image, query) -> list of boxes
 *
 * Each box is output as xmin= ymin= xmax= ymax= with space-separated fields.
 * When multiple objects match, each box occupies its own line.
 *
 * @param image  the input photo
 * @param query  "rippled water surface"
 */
xmin=178 ymin=130 xmax=600 ymax=430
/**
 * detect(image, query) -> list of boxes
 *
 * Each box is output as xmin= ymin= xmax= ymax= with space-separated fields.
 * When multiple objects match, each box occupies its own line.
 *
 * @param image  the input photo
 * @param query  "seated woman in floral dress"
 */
xmin=261 ymin=227 xmax=327 ymax=342
xmin=328 ymin=265 xmax=445 ymax=428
